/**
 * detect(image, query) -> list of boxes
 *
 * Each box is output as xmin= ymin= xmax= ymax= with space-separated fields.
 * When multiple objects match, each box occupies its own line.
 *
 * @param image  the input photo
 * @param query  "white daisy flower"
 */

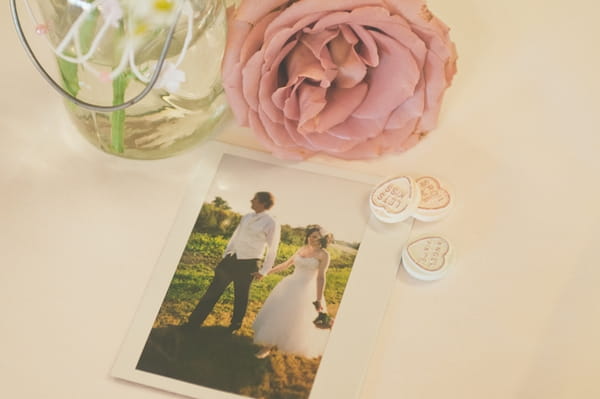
xmin=123 ymin=0 xmax=183 ymax=27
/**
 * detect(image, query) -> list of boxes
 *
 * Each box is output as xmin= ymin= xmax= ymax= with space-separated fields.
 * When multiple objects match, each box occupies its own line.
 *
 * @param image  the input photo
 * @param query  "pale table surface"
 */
xmin=2 ymin=2 xmax=599 ymax=398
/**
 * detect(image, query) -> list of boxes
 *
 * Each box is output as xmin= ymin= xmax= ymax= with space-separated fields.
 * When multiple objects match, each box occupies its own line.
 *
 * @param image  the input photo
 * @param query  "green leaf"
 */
xmin=110 ymin=72 xmax=129 ymax=153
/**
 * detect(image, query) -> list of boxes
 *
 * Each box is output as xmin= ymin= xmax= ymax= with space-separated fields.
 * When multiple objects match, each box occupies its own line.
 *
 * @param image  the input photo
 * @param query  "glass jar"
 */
xmin=17 ymin=0 xmax=229 ymax=159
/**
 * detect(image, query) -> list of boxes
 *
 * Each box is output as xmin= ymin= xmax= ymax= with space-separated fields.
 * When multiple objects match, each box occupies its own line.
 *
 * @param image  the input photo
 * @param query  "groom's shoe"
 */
xmin=227 ymin=322 xmax=242 ymax=333
xmin=254 ymin=347 xmax=272 ymax=359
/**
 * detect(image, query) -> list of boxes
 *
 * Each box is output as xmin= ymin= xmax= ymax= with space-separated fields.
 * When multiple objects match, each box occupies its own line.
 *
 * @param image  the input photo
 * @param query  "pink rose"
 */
xmin=222 ymin=0 xmax=457 ymax=160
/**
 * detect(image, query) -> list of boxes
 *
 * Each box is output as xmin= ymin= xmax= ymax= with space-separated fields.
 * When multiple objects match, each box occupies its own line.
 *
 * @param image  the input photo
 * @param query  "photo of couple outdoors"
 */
xmin=137 ymin=166 xmax=365 ymax=399
xmin=184 ymin=192 xmax=334 ymax=360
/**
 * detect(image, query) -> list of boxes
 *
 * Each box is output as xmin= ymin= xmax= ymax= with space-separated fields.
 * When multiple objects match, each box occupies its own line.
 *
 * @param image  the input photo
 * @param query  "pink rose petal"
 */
xmin=264 ymin=0 xmax=384 ymax=39
xmin=241 ymin=50 xmax=265 ymax=112
xmin=416 ymin=49 xmax=447 ymax=131
xmin=272 ymin=85 xmax=294 ymax=116
xmin=257 ymin=40 xmax=298 ymax=123
xmin=257 ymin=108 xmax=298 ymax=147
xmin=285 ymin=42 xmax=336 ymax=88
xmin=297 ymin=84 xmax=327 ymax=134
xmin=328 ymin=31 xmax=367 ymax=89
xmin=386 ymin=79 xmax=425 ymax=129
xmin=311 ymin=83 xmax=368 ymax=133
xmin=304 ymin=131 xmax=364 ymax=153
xmin=284 ymin=117 xmax=319 ymax=150
xmin=352 ymin=30 xmax=420 ymax=119
xmin=236 ymin=0 xmax=289 ymax=24
xmin=331 ymin=118 xmax=419 ymax=159
xmin=300 ymin=28 xmax=340 ymax=72
xmin=328 ymin=114 xmax=387 ymax=141
xmin=239 ymin=11 xmax=280 ymax=64
xmin=346 ymin=24 xmax=379 ymax=67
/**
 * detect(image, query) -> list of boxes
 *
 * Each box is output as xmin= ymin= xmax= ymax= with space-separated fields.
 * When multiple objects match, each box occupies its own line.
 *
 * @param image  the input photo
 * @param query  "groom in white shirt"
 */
xmin=184 ymin=192 xmax=280 ymax=332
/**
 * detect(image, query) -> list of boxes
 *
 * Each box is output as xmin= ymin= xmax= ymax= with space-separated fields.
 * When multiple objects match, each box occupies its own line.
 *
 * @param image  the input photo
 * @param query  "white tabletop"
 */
xmin=2 ymin=2 xmax=599 ymax=398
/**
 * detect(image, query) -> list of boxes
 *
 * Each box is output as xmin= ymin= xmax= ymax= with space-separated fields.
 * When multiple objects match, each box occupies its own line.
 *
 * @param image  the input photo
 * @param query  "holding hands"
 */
xmin=251 ymin=272 xmax=264 ymax=281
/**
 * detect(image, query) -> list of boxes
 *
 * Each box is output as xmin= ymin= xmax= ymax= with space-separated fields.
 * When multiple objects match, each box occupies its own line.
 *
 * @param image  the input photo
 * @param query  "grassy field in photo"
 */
xmin=137 ymin=226 xmax=358 ymax=399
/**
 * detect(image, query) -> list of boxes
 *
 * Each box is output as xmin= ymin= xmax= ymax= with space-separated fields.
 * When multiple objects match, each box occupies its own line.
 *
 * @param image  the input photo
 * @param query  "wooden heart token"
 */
xmin=402 ymin=236 xmax=453 ymax=280
xmin=413 ymin=176 xmax=452 ymax=222
xmin=370 ymin=176 xmax=420 ymax=223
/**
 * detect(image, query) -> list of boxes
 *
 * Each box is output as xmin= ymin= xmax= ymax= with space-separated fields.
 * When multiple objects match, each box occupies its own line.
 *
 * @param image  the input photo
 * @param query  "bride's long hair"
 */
xmin=304 ymin=225 xmax=334 ymax=249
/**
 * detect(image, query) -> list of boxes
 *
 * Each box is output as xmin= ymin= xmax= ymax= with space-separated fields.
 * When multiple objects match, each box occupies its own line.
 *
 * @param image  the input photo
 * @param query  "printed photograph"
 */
xmin=135 ymin=154 xmax=373 ymax=399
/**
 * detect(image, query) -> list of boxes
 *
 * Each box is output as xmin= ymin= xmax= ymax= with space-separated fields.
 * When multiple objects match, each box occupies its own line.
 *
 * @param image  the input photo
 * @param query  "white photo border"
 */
xmin=111 ymin=142 xmax=413 ymax=399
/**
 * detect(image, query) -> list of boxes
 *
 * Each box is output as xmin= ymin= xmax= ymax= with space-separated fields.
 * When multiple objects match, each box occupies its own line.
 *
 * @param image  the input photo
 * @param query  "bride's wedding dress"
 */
xmin=253 ymin=255 xmax=330 ymax=358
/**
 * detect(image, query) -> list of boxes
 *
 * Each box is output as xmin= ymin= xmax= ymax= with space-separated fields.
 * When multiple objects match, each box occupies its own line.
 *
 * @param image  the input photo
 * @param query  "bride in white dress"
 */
xmin=253 ymin=225 xmax=333 ymax=359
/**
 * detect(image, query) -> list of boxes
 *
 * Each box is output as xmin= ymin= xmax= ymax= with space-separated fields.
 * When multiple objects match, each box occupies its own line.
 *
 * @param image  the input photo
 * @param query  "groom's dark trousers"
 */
xmin=187 ymin=254 xmax=259 ymax=328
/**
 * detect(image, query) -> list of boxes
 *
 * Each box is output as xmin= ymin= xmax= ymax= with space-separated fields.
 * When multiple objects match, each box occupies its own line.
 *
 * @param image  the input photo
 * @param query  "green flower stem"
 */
xmin=57 ymin=9 xmax=98 ymax=99
xmin=57 ymin=56 xmax=80 ymax=98
xmin=110 ymin=72 xmax=128 ymax=153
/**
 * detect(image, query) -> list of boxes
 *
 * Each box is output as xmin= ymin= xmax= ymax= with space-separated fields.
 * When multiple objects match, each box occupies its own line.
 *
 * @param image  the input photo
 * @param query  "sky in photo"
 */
xmin=203 ymin=154 xmax=372 ymax=243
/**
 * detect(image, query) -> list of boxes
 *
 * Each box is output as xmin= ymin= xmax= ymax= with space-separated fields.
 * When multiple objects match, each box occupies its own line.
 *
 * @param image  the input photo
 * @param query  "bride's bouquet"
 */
xmin=312 ymin=301 xmax=334 ymax=329
xmin=313 ymin=312 xmax=334 ymax=330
